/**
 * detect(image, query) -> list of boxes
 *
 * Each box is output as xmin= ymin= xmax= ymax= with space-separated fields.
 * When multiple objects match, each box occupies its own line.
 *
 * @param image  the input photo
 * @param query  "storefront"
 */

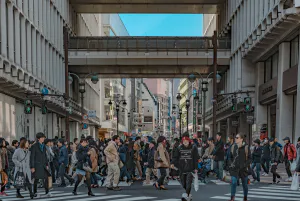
xmin=259 ymin=78 xmax=277 ymax=139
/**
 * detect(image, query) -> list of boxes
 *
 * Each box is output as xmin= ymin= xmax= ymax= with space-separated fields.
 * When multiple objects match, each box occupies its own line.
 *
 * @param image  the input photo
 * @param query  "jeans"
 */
xmin=157 ymin=168 xmax=167 ymax=186
xmin=251 ymin=163 xmax=261 ymax=182
xmin=284 ymin=159 xmax=292 ymax=177
xmin=271 ymin=164 xmax=281 ymax=182
xmin=214 ymin=160 xmax=224 ymax=180
xmin=120 ymin=166 xmax=131 ymax=181
xmin=231 ymin=176 xmax=248 ymax=197
xmin=59 ymin=164 xmax=73 ymax=185
xmin=261 ymin=158 xmax=271 ymax=174
xmin=180 ymin=172 xmax=194 ymax=195
xmin=91 ymin=173 xmax=101 ymax=185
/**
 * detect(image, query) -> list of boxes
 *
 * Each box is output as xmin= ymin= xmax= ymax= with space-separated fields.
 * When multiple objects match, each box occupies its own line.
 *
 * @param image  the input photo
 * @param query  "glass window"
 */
xmin=104 ymin=105 xmax=111 ymax=120
xmin=272 ymin=53 xmax=278 ymax=79
xmin=265 ymin=57 xmax=272 ymax=82
xmin=105 ymin=87 xmax=110 ymax=98
xmin=291 ymin=36 xmax=299 ymax=67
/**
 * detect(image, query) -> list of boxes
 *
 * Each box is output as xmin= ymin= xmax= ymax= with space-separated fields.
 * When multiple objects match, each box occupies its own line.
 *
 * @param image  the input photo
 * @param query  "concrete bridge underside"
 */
xmin=69 ymin=0 xmax=225 ymax=13
xmin=68 ymin=37 xmax=231 ymax=78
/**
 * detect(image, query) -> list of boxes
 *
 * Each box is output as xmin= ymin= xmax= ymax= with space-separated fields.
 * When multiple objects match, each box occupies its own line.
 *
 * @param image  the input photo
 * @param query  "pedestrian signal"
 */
xmin=24 ymin=99 xmax=33 ymax=114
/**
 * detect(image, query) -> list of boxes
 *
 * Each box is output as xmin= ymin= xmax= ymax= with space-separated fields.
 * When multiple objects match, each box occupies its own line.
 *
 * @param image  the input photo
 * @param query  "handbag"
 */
xmin=14 ymin=171 xmax=26 ymax=189
xmin=48 ymin=176 xmax=53 ymax=189
xmin=290 ymin=161 xmax=297 ymax=172
xmin=1 ymin=171 xmax=8 ymax=185
xmin=83 ymin=162 xmax=93 ymax=172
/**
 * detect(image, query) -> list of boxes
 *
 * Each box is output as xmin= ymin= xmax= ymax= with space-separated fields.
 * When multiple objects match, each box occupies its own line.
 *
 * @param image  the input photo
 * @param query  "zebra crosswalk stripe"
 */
xmin=211 ymin=185 xmax=300 ymax=200
xmin=107 ymin=196 xmax=156 ymax=201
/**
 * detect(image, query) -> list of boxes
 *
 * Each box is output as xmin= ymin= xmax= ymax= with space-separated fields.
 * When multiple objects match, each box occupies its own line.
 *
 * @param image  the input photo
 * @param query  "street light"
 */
xmin=109 ymin=99 xmax=127 ymax=135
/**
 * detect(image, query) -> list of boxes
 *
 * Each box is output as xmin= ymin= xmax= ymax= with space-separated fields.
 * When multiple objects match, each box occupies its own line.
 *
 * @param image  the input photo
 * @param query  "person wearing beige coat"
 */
xmin=154 ymin=136 xmax=170 ymax=190
xmin=104 ymin=136 xmax=121 ymax=191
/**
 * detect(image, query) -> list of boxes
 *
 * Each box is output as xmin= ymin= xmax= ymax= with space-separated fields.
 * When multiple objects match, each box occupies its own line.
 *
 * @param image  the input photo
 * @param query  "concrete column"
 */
xmin=45 ymin=44 xmax=49 ymax=84
xmin=209 ymin=124 xmax=213 ymax=137
xmin=26 ymin=23 xmax=32 ymax=72
xmin=41 ymin=39 xmax=45 ymax=81
xmin=37 ymin=34 xmax=41 ymax=79
xmin=294 ymin=34 xmax=300 ymax=142
xmin=21 ymin=16 xmax=26 ymax=69
xmin=226 ymin=118 xmax=232 ymax=137
xmin=49 ymin=48 xmax=53 ymax=86
xmin=217 ymin=121 xmax=221 ymax=132
xmin=29 ymin=0 xmax=33 ymax=22
xmin=14 ymin=10 xmax=21 ymax=66
xmin=255 ymin=62 xmax=268 ymax=138
xmin=32 ymin=29 xmax=37 ymax=76
xmin=33 ymin=0 xmax=38 ymax=27
xmin=276 ymin=42 xmax=293 ymax=144
xmin=0 ymin=0 xmax=7 ymax=57
xmin=23 ymin=0 xmax=28 ymax=17
xmin=7 ymin=3 xmax=14 ymax=62
xmin=239 ymin=113 xmax=249 ymax=138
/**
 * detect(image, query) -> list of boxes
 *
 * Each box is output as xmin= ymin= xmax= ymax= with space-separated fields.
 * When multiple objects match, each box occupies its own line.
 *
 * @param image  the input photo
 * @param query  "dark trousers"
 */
xmin=59 ymin=164 xmax=73 ymax=184
xmin=251 ymin=163 xmax=261 ymax=182
xmin=17 ymin=176 xmax=33 ymax=196
xmin=50 ymin=162 xmax=56 ymax=183
xmin=33 ymin=177 xmax=49 ymax=194
xmin=73 ymin=172 xmax=92 ymax=193
xmin=157 ymin=168 xmax=167 ymax=186
xmin=284 ymin=159 xmax=292 ymax=177
xmin=271 ymin=164 xmax=281 ymax=182
xmin=180 ymin=172 xmax=193 ymax=195
xmin=261 ymin=158 xmax=270 ymax=174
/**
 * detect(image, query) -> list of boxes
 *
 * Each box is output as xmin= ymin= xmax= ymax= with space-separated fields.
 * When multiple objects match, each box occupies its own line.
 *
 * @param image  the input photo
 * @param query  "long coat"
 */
xmin=89 ymin=148 xmax=98 ymax=172
xmin=12 ymin=148 xmax=33 ymax=184
xmin=30 ymin=142 xmax=48 ymax=179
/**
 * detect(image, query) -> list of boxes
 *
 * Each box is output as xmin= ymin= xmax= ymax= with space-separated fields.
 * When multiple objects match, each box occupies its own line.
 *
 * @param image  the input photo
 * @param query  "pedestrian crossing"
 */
xmin=210 ymin=185 xmax=300 ymax=200
xmin=0 ymin=189 xmax=181 ymax=201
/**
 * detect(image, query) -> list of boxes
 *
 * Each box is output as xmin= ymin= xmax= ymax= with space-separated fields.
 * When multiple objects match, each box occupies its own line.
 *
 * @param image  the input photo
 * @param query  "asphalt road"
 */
xmin=0 ymin=179 xmax=296 ymax=201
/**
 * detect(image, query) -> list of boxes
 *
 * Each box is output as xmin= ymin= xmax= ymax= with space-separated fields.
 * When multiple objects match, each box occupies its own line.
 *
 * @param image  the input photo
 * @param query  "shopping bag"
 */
xmin=48 ymin=176 xmax=53 ymax=189
xmin=14 ymin=171 xmax=26 ymax=189
xmin=192 ymin=173 xmax=199 ymax=192
xmin=290 ymin=173 xmax=299 ymax=191
xmin=291 ymin=161 xmax=297 ymax=172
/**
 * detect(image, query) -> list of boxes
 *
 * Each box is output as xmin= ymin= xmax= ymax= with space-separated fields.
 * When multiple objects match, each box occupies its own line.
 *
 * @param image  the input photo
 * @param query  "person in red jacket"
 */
xmin=282 ymin=137 xmax=297 ymax=182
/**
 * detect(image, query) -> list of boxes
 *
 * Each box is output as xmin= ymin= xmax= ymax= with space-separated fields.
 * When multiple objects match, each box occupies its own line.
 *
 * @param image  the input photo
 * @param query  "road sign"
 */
xmin=41 ymin=87 xmax=49 ymax=95
xmin=88 ymin=110 xmax=96 ymax=118
xmin=247 ymin=115 xmax=254 ymax=124
xmin=82 ymin=123 xmax=88 ymax=129
xmin=82 ymin=114 xmax=88 ymax=120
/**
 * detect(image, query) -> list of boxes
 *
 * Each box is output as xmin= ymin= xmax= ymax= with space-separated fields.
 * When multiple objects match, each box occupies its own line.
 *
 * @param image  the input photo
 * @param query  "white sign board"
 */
xmin=296 ymin=0 xmax=300 ymax=7
xmin=88 ymin=110 xmax=96 ymax=118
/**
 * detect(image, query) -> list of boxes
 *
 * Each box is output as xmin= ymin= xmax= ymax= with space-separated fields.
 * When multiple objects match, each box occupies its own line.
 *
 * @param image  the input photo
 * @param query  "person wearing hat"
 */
xmin=171 ymin=133 xmax=199 ymax=201
xmin=295 ymin=137 xmax=300 ymax=174
xmin=57 ymin=138 xmax=74 ymax=187
xmin=269 ymin=138 xmax=282 ymax=184
xmin=250 ymin=139 xmax=262 ymax=183
xmin=30 ymin=132 xmax=50 ymax=197
xmin=144 ymin=141 xmax=157 ymax=185
xmin=282 ymin=136 xmax=297 ymax=181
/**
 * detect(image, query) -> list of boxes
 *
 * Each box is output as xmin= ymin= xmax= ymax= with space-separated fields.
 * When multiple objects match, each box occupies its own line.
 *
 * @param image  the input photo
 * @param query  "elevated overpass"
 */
xmin=69 ymin=0 xmax=225 ymax=13
xmin=68 ymin=36 xmax=231 ymax=78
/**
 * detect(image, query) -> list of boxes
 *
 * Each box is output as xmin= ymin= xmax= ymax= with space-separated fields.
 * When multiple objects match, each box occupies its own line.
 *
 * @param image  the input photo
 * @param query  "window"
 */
xmin=104 ymin=105 xmax=111 ymax=120
xmin=264 ymin=52 xmax=279 ymax=83
xmin=290 ymin=36 xmax=299 ymax=67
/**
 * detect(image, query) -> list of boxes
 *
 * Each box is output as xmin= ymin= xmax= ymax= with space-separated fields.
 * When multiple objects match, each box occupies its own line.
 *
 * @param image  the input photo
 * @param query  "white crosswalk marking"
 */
xmin=167 ymin=180 xmax=181 ymax=185
xmin=109 ymin=196 xmax=156 ymax=201
xmin=211 ymin=185 xmax=300 ymax=200
xmin=211 ymin=180 xmax=229 ymax=185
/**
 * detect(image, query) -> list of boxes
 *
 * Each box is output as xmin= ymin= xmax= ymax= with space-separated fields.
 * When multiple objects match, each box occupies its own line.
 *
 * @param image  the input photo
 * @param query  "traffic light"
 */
xmin=24 ymin=99 xmax=32 ymax=114
xmin=41 ymin=103 xmax=48 ymax=114
xmin=243 ymin=97 xmax=253 ymax=112
xmin=231 ymin=98 xmax=237 ymax=112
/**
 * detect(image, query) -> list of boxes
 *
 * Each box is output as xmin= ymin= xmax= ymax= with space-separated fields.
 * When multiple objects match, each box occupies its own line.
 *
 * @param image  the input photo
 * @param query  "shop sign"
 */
xmin=232 ymin=121 xmax=239 ymax=127
xmin=259 ymin=79 xmax=277 ymax=103
xmin=262 ymin=86 xmax=273 ymax=95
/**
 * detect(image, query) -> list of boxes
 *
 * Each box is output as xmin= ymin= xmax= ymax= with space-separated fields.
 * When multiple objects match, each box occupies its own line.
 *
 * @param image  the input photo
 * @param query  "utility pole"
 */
xmin=64 ymin=27 xmax=70 ymax=142
xmin=212 ymin=30 xmax=218 ymax=137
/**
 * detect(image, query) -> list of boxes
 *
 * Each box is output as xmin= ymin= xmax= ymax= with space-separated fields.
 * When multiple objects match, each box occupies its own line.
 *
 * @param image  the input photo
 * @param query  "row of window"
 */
xmin=264 ymin=35 xmax=299 ymax=83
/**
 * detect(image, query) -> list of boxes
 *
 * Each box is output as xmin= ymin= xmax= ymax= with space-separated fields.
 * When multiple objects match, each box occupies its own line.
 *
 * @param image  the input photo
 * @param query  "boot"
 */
xmin=88 ymin=191 xmax=95 ymax=196
xmin=243 ymin=196 xmax=248 ymax=201
xmin=16 ymin=189 xmax=24 ymax=198
xmin=228 ymin=196 xmax=235 ymax=201
xmin=28 ymin=185 xmax=34 ymax=199
xmin=73 ymin=184 xmax=78 ymax=195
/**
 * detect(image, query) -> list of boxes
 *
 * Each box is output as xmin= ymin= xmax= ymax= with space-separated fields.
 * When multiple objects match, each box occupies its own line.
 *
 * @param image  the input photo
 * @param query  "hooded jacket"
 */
xmin=212 ymin=139 xmax=225 ymax=161
xmin=228 ymin=143 xmax=251 ymax=178
xmin=172 ymin=143 xmax=199 ymax=173
xmin=270 ymin=143 xmax=281 ymax=163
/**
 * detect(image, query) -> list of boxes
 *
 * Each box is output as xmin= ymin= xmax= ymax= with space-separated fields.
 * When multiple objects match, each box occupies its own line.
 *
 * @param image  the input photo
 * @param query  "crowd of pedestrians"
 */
xmin=0 ymin=131 xmax=299 ymax=201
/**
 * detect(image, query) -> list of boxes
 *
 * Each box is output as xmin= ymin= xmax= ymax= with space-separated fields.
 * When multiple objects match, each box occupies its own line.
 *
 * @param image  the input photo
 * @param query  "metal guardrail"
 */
xmin=69 ymin=36 xmax=231 ymax=51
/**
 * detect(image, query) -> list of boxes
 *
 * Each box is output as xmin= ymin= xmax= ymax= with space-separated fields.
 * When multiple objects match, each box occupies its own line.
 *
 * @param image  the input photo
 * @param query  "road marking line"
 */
xmin=108 ymin=197 xmax=156 ymax=201
xmin=247 ymin=189 xmax=300 ymax=194
xmin=210 ymin=196 xmax=244 ymax=201
xmin=234 ymin=193 xmax=300 ymax=200
xmin=239 ymin=191 xmax=300 ymax=197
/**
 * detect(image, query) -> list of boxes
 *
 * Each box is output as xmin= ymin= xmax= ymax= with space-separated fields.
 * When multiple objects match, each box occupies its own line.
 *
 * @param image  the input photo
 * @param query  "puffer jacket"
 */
xmin=147 ymin=147 xmax=155 ymax=168
xmin=76 ymin=144 xmax=91 ymax=170
xmin=270 ymin=143 xmax=281 ymax=163
xmin=283 ymin=143 xmax=297 ymax=161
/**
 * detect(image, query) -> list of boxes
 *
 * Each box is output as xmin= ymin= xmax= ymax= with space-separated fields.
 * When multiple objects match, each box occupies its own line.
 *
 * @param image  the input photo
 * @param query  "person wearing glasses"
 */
xmin=227 ymin=133 xmax=251 ymax=201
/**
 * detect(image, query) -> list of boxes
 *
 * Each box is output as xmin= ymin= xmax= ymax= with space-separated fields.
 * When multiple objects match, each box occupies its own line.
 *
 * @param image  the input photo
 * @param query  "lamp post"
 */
xmin=187 ymin=71 xmax=221 ymax=137
xmin=176 ymin=92 xmax=199 ymax=134
xmin=173 ymin=104 xmax=183 ymax=139
xmin=109 ymin=99 xmax=127 ymax=135
xmin=69 ymin=73 xmax=99 ymax=116
xmin=122 ymin=108 xmax=136 ymax=133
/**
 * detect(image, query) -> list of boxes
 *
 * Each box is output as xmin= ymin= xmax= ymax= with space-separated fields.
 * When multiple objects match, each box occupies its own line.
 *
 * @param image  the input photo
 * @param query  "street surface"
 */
xmin=0 ymin=179 xmax=295 ymax=201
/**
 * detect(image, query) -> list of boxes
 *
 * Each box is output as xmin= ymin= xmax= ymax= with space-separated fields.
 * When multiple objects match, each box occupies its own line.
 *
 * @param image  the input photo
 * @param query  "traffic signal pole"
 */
xmin=64 ymin=27 xmax=70 ymax=143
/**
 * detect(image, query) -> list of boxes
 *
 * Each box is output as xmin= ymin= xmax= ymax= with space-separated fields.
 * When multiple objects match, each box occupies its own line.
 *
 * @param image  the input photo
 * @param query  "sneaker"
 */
xmin=0 ymin=192 xmax=8 ymax=196
xmin=58 ymin=183 xmax=67 ymax=187
xmin=106 ymin=186 xmax=113 ymax=190
xmin=288 ymin=177 xmax=293 ymax=182
xmin=113 ymin=186 xmax=121 ymax=191
xmin=182 ymin=193 xmax=188 ymax=201
xmin=285 ymin=177 xmax=292 ymax=182
xmin=188 ymin=194 xmax=193 ymax=201
xmin=263 ymin=173 xmax=269 ymax=177
xmin=45 ymin=192 xmax=52 ymax=197
xmin=261 ymin=172 xmax=266 ymax=176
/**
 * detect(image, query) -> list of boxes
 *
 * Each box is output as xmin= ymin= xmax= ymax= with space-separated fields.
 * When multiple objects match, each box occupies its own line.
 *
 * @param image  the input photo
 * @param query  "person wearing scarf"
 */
xmin=171 ymin=133 xmax=199 ymax=201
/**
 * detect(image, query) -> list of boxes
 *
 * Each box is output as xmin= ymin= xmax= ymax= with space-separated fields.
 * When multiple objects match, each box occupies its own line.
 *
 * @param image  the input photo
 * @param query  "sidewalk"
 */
xmin=258 ymin=164 xmax=292 ymax=185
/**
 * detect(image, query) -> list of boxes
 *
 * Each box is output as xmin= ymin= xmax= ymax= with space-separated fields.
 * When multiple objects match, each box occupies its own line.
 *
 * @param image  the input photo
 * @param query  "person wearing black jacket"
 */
xmin=72 ymin=139 xmax=94 ymax=196
xmin=145 ymin=141 xmax=156 ymax=185
xmin=261 ymin=138 xmax=271 ymax=176
xmin=269 ymin=138 xmax=282 ymax=184
xmin=171 ymin=135 xmax=199 ymax=201
xmin=212 ymin=132 xmax=225 ymax=181
xmin=30 ymin=133 xmax=50 ymax=198
xmin=250 ymin=139 xmax=262 ymax=183
xmin=228 ymin=133 xmax=251 ymax=201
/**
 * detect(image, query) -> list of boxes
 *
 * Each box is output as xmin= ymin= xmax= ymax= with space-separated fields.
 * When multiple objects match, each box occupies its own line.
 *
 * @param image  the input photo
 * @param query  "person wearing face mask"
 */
xmin=171 ymin=134 xmax=199 ymax=201
xmin=261 ymin=138 xmax=271 ymax=176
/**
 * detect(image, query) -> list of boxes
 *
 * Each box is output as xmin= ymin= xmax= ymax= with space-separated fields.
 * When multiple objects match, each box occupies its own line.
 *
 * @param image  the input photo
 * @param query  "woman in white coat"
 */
xmin=12 ymin=139 xmax=34 ymax=199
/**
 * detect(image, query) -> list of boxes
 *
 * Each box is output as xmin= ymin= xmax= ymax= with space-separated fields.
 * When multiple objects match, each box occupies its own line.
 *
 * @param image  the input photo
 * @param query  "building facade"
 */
xmin=203 ymin=0 xmax=300 ymax=144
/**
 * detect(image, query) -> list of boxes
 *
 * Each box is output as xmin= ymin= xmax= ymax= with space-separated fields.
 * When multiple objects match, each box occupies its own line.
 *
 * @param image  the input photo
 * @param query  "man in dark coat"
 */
xmin=250 ymin=139 xmax=262 ymax=183
xmin=261 ymin=137 xmax=271 ymax=176
xmin=30 ymin=132 xmax=50 ymax=197
xmin=212 ymin=132 xmax=225 ymax=181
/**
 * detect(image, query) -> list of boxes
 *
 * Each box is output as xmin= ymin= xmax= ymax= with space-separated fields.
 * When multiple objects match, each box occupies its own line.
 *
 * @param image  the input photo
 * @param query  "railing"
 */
xmin=69 ymin=36 xmax=231 ymax=51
